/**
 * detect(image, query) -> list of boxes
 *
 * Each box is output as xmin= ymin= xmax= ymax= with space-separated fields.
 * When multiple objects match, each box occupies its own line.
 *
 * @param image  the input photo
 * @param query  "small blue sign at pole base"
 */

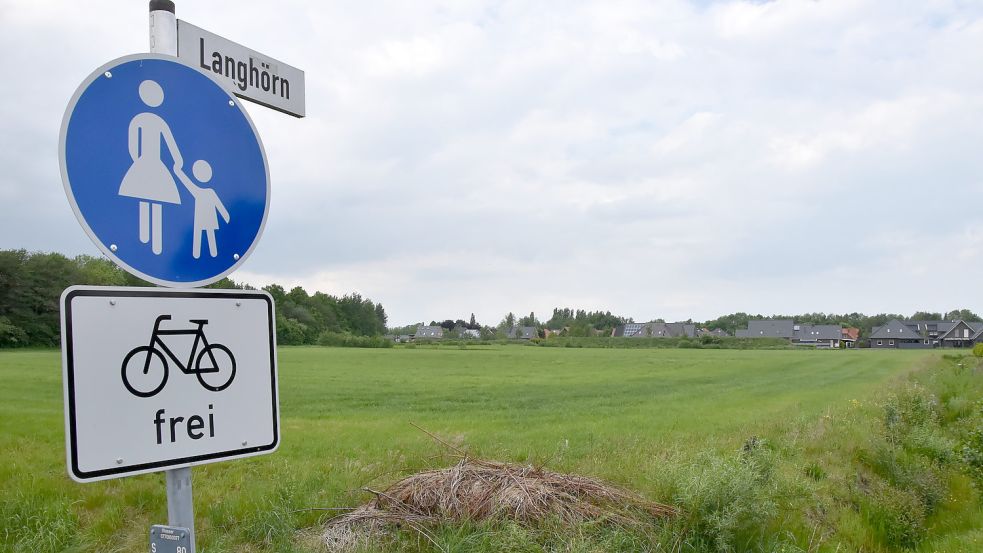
xmin=59 ymin=54 xmax=270 ymax=287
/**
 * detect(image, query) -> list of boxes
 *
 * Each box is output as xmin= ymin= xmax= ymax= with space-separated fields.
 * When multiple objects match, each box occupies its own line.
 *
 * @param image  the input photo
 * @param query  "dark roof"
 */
xmin=909 ymin=320 xmax=956 ymax=334
xmin=869 ymin=319 xmax=921 ymax=340
xmin=794 ymin=324 xmax=842 ymax=341
xmin=415 ymin=325 xmax=444 ymax=338
xmin=613 ymin=323 xmax=644 ymax=337
xmin=745 ymin=319 xmax=794 ymax=339
xmin=622 ymin=322 xmax=695 ymax=338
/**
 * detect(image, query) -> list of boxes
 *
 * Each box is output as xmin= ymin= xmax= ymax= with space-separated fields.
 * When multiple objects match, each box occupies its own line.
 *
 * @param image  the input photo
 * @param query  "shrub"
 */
xmin=883 ymin=384 xmax=939 ymax=441
xmin=973 ymin=343 xmax=983 ymax=358
xmin=857 ymin=443 xmax=946 ymax=523
xmin=317 ymin=331 xmax=393 ymax=348
xmin=903 ymin=425 xmax=956 ymax=465
xmin=0 ymin=316 xmax=28 ymax=347
xmin=960 ymin=426 xmax=983 ymax=486
xmin=859 ymin=481 xmax=927 ymax=549
xmin=673 ymin=450 xmax=778 ymax=551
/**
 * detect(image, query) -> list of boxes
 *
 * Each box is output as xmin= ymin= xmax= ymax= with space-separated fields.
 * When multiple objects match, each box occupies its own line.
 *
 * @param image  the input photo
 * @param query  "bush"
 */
xmin=859 ymin=480 xmax=927 ymax=549
xmin=960 ymin=426 xmax=983 ymax=486
xmin=973 ymin=343 xmax=983 ymax=358
xmin=673 ymin=449 xmax=778 ymax=551
xmin=317 ymin=331 xmax=393 ymax=348
xmin=883 ymin=384 xmax=939 ymax=441
xmin=0 ymin=316 xmax=28 ymax=347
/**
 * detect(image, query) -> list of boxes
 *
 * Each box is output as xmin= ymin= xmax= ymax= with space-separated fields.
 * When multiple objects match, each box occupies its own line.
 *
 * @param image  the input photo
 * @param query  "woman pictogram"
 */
xmin=118 ymin=79 xmax=184 ymax=255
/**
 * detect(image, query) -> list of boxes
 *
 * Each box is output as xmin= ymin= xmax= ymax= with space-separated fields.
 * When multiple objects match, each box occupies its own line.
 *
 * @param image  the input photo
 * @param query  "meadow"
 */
xmin=2 ymin=346 xmax=982 ymax=552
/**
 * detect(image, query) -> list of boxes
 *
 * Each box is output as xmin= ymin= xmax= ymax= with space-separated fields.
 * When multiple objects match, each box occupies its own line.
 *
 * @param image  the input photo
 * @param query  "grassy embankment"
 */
xmin=2 ymin=347 xmax=982 ymax=552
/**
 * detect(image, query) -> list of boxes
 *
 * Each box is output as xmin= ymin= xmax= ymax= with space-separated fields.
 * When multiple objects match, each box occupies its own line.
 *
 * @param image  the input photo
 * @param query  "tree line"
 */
xmin=0 ymin=250 xmax=387 ymax=347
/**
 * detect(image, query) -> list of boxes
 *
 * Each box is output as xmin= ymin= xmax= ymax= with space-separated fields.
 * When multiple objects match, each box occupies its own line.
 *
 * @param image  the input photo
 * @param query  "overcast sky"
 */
xmin=2 ymin=1 xmax=982 ymax=326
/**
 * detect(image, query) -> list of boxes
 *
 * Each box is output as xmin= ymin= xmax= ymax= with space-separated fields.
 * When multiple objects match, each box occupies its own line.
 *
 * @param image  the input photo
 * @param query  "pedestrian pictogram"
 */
xmin=59 ymin=54 xmax=270 ymax=287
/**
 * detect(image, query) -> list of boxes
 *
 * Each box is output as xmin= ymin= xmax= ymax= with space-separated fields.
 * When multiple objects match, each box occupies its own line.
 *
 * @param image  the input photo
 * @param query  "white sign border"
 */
xmin=60 ymin=285 xmax=280 ymax=482
xmin=58 ymin=53 xmax=272 ymax=288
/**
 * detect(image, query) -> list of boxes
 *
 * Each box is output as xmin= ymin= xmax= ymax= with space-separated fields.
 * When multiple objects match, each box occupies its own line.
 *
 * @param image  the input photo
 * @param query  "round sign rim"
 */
xmin=58 ymin=53 xmax=271 ymax=288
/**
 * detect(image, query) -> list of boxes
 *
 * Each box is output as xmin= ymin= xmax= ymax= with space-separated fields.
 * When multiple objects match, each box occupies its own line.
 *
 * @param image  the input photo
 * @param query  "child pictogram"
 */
xmin=176 ymin=161 xmax=231 ymax=259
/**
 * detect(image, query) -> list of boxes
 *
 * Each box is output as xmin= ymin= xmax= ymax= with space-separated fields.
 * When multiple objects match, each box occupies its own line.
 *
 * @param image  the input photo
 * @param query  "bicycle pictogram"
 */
xmin=121 ymin=314 xmax=236 ymax=398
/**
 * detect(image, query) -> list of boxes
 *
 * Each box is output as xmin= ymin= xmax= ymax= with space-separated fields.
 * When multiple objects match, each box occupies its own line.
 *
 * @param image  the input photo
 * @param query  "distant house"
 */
xmin=735 ymin=319 xmax=845 ymax=347
xmin=507 ymin=326 xmax=537 ymax=340
xmin=937 ymin=321 xmax=983 ymax=348
xmin=869 ymin=320 xmax=929 ymax=349
xmin=793 ymin=324 xmax=842 ymax=348
xmin=414 ymin=325 xmax=444 ymax=340
xmin=612 ymin=322 xmax=696 ymax=338
xmin=698 ymin=328 xmax=730 ymax=338
xmin=462 ymin=329 xmax=481 ymax=339
xmin=841 ymin=327 xmax=860 ymax=348
xmin=869 ymin=319 xmax=983 ymax=349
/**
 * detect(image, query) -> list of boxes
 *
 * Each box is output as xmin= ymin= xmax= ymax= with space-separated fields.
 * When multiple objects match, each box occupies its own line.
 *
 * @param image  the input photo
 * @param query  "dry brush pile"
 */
xmin=320 ymin=456 xmax=677 ymax=551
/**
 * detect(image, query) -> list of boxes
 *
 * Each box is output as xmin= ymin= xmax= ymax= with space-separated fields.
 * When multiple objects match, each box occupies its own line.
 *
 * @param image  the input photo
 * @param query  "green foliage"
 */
xmin=959 ymin=418 xmax=983 ymax=487
xmin=0 ymin=316 xmax=28 ymax=347
xmin=973 ymin=343 xmax=983 ymax=358
xmin=882 ymin=383 xmax=939 ymax=442
xmin=544 ymin=307 xmax=627 ymax=334
xmin=672 ymin=447 xmax=779 ymax=551
xmin=317 ymin=331 xmax=393 ymax=348
xmin=0 ymin=249 xmax=388 ymax=348
xmin=858 ymin=479 xmax=928 ymax=549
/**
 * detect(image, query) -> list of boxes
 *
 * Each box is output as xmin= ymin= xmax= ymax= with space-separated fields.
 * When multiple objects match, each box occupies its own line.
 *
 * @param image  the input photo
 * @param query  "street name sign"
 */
xmin=60 ymin=286 xmax=279 ymax=482
xmin=59 ymin=53 xmax=270 ymax=288
xmin=177 ymin=20 xmax=306 ymax=118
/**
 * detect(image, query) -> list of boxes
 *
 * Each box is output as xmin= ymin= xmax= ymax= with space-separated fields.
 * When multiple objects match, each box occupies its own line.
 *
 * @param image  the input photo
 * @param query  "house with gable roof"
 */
xmin=869 ymin=319 xmax=931 ymax=349
xmin=735 ymin=319 xmax=846 ymax=347
xmin=937 ymin=320 xmax=983 ymax=348
xmin=869 ymin=319 xmax=983 ymax=348
xmin=793 ymin=324 xmax=843 ymax=348
xmin=414 ymin=325 xmax=444 ymax=340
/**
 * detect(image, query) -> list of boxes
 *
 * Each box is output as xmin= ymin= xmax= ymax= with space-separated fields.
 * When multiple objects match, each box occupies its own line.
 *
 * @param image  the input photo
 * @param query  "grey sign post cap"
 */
xmin=149 ymin=0 xmax=175 ymax=13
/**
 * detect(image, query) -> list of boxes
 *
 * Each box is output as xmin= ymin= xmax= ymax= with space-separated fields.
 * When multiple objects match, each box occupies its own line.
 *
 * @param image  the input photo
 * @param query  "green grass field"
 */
xmin=2 ymin=346 xmax=981 ymax=552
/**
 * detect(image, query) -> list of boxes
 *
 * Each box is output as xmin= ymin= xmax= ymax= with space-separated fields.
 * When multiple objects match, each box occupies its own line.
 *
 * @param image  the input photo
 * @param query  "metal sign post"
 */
xmin=151 ymin=2 xmax=193 ymax=550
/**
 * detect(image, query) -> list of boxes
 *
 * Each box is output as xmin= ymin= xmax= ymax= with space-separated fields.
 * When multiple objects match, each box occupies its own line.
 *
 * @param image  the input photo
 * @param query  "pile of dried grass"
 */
xmin=321 ymin=457 xmax=677 ymax=551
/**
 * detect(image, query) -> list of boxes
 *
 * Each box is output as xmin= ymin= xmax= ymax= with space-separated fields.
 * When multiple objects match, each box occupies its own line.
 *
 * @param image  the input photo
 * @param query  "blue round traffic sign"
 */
xmin=59 ymin=54 xmax=270 ymax=287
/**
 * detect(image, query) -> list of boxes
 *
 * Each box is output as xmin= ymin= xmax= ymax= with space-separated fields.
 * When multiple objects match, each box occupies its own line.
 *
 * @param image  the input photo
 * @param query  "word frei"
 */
xmin=197 ymin=37 xmax=292 ymax=100
xmin=153 ymin=405 xmax=216 ymax=445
